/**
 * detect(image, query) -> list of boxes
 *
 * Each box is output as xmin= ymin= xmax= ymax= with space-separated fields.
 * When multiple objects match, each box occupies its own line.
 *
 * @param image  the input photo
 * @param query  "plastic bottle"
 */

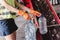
xmin=25 ymin=19 xmax=36 ymax=40
xmin=56 ymin=0 xmax=58 ymax=4
xmin=38 ymin=15 xmax=48 ymax=34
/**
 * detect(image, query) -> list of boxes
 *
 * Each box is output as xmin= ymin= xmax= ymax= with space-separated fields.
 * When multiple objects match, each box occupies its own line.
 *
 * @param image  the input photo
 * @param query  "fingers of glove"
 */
xmin=18 ymin=10 xmax=31 ymax=20
xmin=18 ymin=10 xmax=25 ymax=16
xmin=30 ymin=10 xmax=41 ymax=17
xmin=23 ymin=13 xmax=31 ymax=20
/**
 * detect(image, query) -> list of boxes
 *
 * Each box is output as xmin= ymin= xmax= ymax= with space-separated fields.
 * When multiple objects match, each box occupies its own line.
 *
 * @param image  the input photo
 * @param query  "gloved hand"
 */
xmin=18 ymin=10 xmax=31 ymax=20
xmin=30 ymin=9 xmax=41 ymax=17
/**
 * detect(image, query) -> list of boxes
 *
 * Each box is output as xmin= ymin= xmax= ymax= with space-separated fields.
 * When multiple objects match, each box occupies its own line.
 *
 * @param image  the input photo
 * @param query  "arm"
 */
xmin=0 ymin=0 xmax=41 ymax=17
xmin=15 ymin=0 xmax=41 ymax=17
xmin=0 ymin=0 xmax=31 ymax=20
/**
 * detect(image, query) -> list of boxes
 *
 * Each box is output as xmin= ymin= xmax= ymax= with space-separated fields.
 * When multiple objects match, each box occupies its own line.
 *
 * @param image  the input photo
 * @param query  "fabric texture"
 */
xmin=0 ymin=0 xmax=17 ymax=36
xmin=5 ymin=0 xmax=15 ymax=7
xmin=0 ymin=4 xmax=16 ymax=20
xmin=0 ymin=18 xmax=18 ymax=36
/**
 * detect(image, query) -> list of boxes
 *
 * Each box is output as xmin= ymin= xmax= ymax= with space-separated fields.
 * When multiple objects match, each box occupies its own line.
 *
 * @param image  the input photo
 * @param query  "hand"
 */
xmin=18 ymin=10 xmax=31 ymax=20
xmin=30 ymin=9 xmax=41 ymax=17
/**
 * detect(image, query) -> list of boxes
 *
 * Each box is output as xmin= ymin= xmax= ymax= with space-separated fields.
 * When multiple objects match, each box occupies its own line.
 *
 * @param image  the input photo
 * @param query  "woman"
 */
xmin=0 ymin=0 xmax=41 ymax=40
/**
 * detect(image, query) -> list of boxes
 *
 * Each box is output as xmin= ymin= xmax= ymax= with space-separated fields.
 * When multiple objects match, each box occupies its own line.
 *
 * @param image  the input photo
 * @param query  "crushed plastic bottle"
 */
xmin=38 ymin=15 xmax=48 ymax=34
xmin=25 ymin=19 xmax=36 ymax=40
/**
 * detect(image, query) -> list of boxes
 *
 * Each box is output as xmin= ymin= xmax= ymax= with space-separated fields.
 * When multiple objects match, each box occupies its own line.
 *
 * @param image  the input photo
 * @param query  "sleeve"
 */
xmin=5 ymin=0 xmax=15 ymax=7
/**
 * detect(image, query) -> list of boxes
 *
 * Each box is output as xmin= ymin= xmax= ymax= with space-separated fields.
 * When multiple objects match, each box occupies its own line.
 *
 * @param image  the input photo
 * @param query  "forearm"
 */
xmin=15 ymin=0 xmax=30 ymax=13
xmin=0 ymin=0 xmax=41 ymax=18
xmin=15 ymin=0 xmax=41 ymax=17
xmin=0 ymin=0 xmax=30 ymax=13
xmin=0 ymin=0 xmax=31 ymax=20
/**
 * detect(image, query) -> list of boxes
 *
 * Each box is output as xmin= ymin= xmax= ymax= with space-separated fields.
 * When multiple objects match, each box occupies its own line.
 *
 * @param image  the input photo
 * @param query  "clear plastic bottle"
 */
xmin=25 ymin=19 xmax=36 ymax=40
xmin=38 ymin=15 xmax=48 ymax=34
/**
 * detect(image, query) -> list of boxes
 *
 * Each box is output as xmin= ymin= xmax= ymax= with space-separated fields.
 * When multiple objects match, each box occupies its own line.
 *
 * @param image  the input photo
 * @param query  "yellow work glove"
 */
xmin=18 ymin=10 xmax=31 ymax=20
xmin=30 ymin=9 xmax=41 ymax=17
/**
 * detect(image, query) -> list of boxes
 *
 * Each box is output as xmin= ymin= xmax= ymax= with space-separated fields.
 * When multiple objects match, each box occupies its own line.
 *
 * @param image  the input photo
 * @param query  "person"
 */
xmin=0 ymin=0 xmax=41 ymax=40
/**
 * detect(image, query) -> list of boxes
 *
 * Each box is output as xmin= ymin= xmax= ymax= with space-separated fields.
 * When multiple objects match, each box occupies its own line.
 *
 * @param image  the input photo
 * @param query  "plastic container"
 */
xmin=25 ymin=20 xmax=36 ymax=40
xmin=38 ymin=15 xmax=48 ymax=34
